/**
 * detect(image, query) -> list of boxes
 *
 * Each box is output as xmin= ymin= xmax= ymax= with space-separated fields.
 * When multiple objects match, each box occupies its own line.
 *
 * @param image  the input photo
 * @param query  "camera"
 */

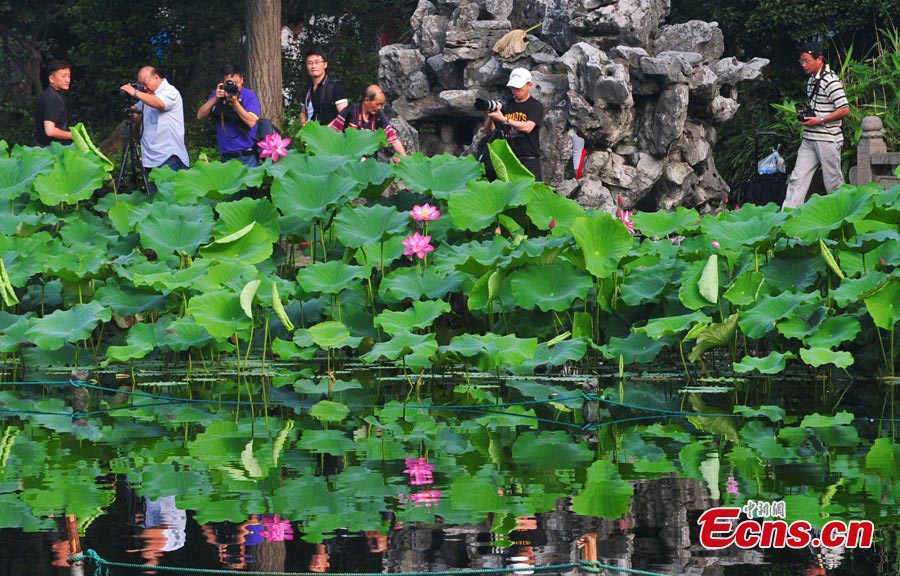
xmin=797 ymin=107 xmax=816 ymax=123
xmin=224 ymin=80 xmax=239 ymax=96
xmin=475 ymin=98 xmax=502 ymax=113
xmin=129 ymin=82 xmax=145 ymax=93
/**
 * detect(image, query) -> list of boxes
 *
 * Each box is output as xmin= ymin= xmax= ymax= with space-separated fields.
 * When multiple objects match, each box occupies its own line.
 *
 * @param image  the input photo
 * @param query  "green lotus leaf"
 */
xmin=354 ymin=235 xmax=406 ymax=270
xmin=864 ymin=438 xmax=899 ymax=480
xmin=93 ymin=284 xmax=171 ymax=316
xmin=733 ymin=404 xmax=787 ymax=422
xmin=333 ymin=204 xmax=409 ymax=248
xmin=310 ymin=400 xmax=351 ymax=423
xmin=678 ymin=259 xmax=717 ymax=310
xmin=700 ymin=203 xmax=787 ymax=249
xmin=572 ymin=212 xmax=634 ymax=279
xmin=161 ymin=317 xmax=214 ymax=352
xmin=0 ymin=313 xmax=32 ymax=353
xmin=633 ymin=206 xmax=700 ymax=237
xmin=782 ymin=186 xmax=875 ymax=242
xmin=512 ymin=431 xmax=594 ymax=470
xmin=601 ymin=332 xmax=674 ymax=364
xmin=361 ymin=330 xmax=438 ymax=370
xmin=239 ymin=279 xmax=261 ymax=318
xmin=761 ymin=255 xmax=825 ymax=292
xmin=799 ymin=347 xmax=854 ymax=368
xmin=131 ymin=260 xmax=211 ymax=292
xmin=522 ymin=183 xmax=586 ymax=235
xmin=447 ymin=180 xmax=533 ymax=232
xmin=394 ymin=153 xmax=483 ymax=199
xmin=171 ymin=159 xmax=263 ymax=203
xmin=199 ymin=222 xmax=273 ymax=264
xmin=26 ymin=301 xmax=111 ymax=350
xmin=739 ymin=292 xmax=806 ymax=339
xmin=803 ymin=315 xmax=861 ymax=348
xmin=863 ymin=278 xmax=899 ymax=330
xmin=0 ymin=150 xmax=54 ymax=200
xmin=637 ymin=311 xmax=710 ymax=340
xmin=70 ymin=122 xmax=114 ymax=171
xmin=380 ymin=267 xmax=465 ymax=303
xmin=830 ymin=272 xmax=888 ymax=307
xmin=137 ymin=203 xmax=215 ymax=257
xmin=620 ymin=258 xmax=681 ymax=306
xmin=509 ymin=262 xmax=592 ymax=312
xmin=186 ymin=290 xmax=253 ymax=339
xmin=776 ymin=298 xmax=826 ymax=340
xmin=572 ymin=459 xmax=633 ymax=519
xmin=104 ymin=341 xmax=154 ymax=364
xmin=687 ymin=313 xmax=738 ymax=362
xmin=373 ymin=299 xmax=450 ymax=335
xmin=799 ymin=411 xmax=854 ymax=428
xmin=43 ymin=244 xmax=105 ymax=281
xmin=263 ymin=152 xmax=348 ymax=179
xmin=723 ymin=270 xmax=765 ymax=306
xmin=733 ymin=351 xmax=796 ymax=374
xmin=214 ymin=197 xmax=281 ymax=243
xmin=338 ymin=158 xmax=395 ymax=199
xmin=297 ymin=260 xmax=368 ymax=294
xmin=442 ymin=333 xmax=538 ymax=369
xmin=305 ymin=321 xmax=355 ymax=349
xmin=270 ymin=172 xmax=359 ymax=221
xmin=192 ymin=262 xmax=258 ymax=294
xmin=698 ymin=254 xmax=719 ymax=304
xmin=299 ymin=120 xmax=387 ymax=158
xmin=32 ymin=147 xmax=107 ymax=206
xmin=0 ymin=232 xmax=51 ymax=286
xmin=20 ymin=461 xmax=114 ymax=519
xmin=487 ymin=138 xmax=534 ymax=182
xmin=510 ymin=339 xmax=588 ymax=375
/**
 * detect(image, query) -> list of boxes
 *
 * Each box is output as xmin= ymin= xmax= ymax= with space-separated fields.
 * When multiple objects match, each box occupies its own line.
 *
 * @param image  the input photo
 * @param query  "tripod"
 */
xmin=115 ymin=108 xmax=150 ymax=193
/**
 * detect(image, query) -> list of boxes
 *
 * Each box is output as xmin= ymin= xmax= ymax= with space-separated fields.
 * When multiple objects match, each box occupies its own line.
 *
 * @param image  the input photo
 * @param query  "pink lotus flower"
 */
xmin=726 ymin=476 xmax=739 ymax=496
xmin=615 ymin=196 xmax=635 ymax=235
xmin=260 ymin=514 xmax=294 ymax=542
xmin=549 ymin=219 xmax=556 ymax=229
xmin=410 ymin=204 xmax=441 ymax=221
xmin=403 ymin=457 xmax=435 ymax=486
xmin=258 ymin=132 xmax=291 ymax=162
xmin=712 ymin=240 xmax=721 ymax=249
xmin=495 ymin=226 xmax=502 ymax=235
xmin=402 ymin=232 xmax=435 ymax=260
xmin=409 ymin=490 xmax=442 ymax=507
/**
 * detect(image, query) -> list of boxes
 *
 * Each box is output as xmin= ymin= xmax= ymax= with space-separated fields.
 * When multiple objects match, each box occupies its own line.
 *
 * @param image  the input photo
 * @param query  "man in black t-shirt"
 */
xmin=34 ymin=60 xmax=73 ymax=147
xmin=299 ymin=47 xmax=348 ymax=126
xmin=483 ymin=68 xmax=544 ymax=181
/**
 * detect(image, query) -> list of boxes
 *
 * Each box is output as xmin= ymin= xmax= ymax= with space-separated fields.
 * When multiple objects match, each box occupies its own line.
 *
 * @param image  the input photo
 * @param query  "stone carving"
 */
xmin=379 ymin=0 xmax=769 ymax=210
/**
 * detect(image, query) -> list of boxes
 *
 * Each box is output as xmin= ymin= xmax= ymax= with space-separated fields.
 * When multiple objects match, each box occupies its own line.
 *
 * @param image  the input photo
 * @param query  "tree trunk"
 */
xmin=245 ymin=0 xmax=282 ymax=128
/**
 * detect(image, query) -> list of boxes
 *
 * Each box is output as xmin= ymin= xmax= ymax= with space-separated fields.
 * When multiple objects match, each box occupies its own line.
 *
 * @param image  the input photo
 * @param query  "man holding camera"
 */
xmin=299 ymin=48 xmax=348 ymax=126
xmin=782 ymin=41 xmax=850 ymax=209
xmin=197 ymin=64 xmax=261 ymax=167
xmin=481 ymin=68 xmax=544 ymax=181
xmin=34 ymin=59 xmax=73 ymax=147
xmin=120 ymin=67 xmax=190 ymax=186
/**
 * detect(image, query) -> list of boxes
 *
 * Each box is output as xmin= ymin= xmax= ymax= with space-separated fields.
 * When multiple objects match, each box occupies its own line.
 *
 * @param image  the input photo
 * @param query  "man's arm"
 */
xmin=197 ymin=95 xmax=218 ymax=120
xmin=120 ymin=84 xmax=166 ymax=111
xmin=43 ymin=121 xmax=71 ymax=141
xmin=332 ymin=81 xmax=349 ymax=114
xmin=227 ymin=94 xmax=259 ymax=128
xmin=802 ymin=106 xmax=850 ymax=127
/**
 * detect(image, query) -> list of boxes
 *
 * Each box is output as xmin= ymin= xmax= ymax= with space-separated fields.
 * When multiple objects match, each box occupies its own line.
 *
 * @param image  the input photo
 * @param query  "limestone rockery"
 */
xmin=378 ymin=0 xmax=768 ymax=212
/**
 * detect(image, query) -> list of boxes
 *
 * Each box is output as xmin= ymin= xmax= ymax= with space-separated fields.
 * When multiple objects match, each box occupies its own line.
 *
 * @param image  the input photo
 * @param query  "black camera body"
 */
xmin=130 ymin=82 xmax=146 ymax=93
xmin=797 ymin=107 xmax=816 ymax=123
xmin=475 ymin=98 xmax=502 ymax=113
xmin=224 ymin=80 xmax=239 ymax=96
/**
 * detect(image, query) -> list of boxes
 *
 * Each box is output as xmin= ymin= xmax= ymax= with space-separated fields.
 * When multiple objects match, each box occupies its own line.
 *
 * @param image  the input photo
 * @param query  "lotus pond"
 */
xmin=0 ymin=125 xmax=897 ymax=574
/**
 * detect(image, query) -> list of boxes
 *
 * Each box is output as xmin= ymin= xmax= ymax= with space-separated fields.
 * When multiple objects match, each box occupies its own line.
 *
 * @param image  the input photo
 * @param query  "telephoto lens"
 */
xmin=474 ymin=98 xmax=502 ymax=113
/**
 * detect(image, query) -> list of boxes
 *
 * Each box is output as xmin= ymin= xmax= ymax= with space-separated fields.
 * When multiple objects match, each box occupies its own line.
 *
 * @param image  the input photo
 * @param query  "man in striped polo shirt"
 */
xmin=783 ymin=42 xmax=851 ymax=208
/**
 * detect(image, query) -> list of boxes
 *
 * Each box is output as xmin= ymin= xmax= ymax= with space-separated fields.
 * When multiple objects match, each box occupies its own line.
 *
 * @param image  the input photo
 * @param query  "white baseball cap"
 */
xmin=507 ymin=68 xmax=532 ymax=88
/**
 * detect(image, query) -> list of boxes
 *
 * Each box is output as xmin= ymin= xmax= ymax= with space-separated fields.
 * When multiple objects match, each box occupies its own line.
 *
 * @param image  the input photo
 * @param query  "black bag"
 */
xmin=740 ymin=131 xmax=787 ymax=206
xmin=255 ymin=118 xmax=276 ymax=142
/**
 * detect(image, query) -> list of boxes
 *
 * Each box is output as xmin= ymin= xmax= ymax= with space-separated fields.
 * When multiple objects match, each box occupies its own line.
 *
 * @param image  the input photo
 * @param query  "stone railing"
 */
xmin=851 ymin=116 xmax=900 ymax=187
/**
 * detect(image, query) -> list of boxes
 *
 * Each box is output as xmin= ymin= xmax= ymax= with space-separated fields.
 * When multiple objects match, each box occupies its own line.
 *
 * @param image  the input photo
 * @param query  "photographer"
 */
xmin=197 ymin=64 xmax=261 ymax=167
xmin=782 ymin=42 xmax=850 ymax=209
xmin=34 ymin=59 xmax=73 ymax=147
xmin=481 ymin=68 xmax=544 ymax=181
xmin=120 ymin=66 xmax=190 ymax=189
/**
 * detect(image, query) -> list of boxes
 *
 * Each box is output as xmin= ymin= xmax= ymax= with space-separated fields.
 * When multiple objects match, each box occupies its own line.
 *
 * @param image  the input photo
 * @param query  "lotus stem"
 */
xmin=319 ymin=221 xmax=327 ymax=262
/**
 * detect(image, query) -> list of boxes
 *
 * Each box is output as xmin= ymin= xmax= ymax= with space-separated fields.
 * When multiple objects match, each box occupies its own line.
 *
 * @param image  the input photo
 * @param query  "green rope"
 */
xmin=71 ymin=550 xmax=670 ymax=576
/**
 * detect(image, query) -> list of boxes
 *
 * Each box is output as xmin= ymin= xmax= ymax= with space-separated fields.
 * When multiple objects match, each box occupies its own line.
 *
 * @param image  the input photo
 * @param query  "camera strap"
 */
xmin=807 ymin=70 xmax=825 ymax=112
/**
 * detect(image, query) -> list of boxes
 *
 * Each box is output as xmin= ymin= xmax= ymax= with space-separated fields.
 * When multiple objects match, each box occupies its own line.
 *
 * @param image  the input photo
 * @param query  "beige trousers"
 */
xmin=782 ymin=138 xmax=845 ymax=209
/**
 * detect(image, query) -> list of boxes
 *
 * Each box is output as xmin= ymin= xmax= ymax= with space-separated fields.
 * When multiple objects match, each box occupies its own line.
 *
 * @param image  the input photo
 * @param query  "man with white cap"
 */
xmin=482 ymin=67 xmax=544 ymax=181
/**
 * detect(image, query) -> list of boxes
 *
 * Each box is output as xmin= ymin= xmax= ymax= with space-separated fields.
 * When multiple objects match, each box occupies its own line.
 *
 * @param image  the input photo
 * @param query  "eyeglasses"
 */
xmin=799 ymin=57 xmax=816 ymax=64
xmin=306 ymin=60 xmax=325 ymax=66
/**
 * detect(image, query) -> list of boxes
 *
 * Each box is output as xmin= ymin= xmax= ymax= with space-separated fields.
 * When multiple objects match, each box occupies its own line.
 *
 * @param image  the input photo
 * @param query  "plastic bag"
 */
xmin=757 ymin=149 xmax=785 ymax=175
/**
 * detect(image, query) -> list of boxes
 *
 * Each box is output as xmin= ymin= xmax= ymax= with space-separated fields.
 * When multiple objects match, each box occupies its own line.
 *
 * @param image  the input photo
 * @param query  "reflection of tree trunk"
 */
xmin=253 ymin=540 xmax=286 ymax=572
xmin=245 ymin=0 xmax=283 ymax=128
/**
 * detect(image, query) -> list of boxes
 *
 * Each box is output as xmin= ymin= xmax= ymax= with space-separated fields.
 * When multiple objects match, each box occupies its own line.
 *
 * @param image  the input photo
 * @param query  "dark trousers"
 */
xmin=145 ymin=155 xmax=187 ymax=194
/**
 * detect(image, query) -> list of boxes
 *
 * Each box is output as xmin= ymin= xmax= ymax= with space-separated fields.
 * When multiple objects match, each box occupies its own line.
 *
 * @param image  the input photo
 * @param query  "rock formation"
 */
xmin=379 ymin=0 xmax=768 ymax=212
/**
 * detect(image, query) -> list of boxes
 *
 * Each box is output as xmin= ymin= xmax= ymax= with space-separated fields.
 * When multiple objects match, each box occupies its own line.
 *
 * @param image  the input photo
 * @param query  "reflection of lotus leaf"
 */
xmin=572 ymin=459 xmax=633 ymax=519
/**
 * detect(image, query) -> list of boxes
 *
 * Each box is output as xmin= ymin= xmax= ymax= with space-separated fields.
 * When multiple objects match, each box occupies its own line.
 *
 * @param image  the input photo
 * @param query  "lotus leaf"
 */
xmin=137 ymin=203 xmax=215 ymax=257
xmin=263 ymin=152 xmax=348 ymax=179
xmin=70 ymin=123 xmax=114 ymax=171
xmin=601 ymin=332 xmax=674 ymax=364
xmin=697 ymin=254 xmax=719 ymax=303
xmin=310 ymin=400 xmax=351 ymax=423
xmin=361 ymin=330 xmax=438 ymax=370
xmin=199 ymin=222 xmax=273 ymax=264
xmin=380 ymin=267 xmax=465 ymax=303
xmin=733 ymin=405 xmax=787 ymax=422
xmin=191 ymin=262 xmax=258 ymax=293
xmin=776 ymin=299 xmax=826 ymax=340
xmin=297 ymin=261 xmax=368 ymax=295
xmin=733 ymin=352 xmax=796 ymax=374
xmin=830 ymin=272 xmax=889 ymax=307
xmin=171 ymin=159 xmax=263 ymax=202
xmin=215 ymin=197 xmax=281 ymax=243
xmin=782 ymin=185 xmax=875 ymax=242
xmin=443 ymin=333 xmax=538 ymax=369
xmin=32 ymin=147 xmax=107 ymax=206
xmin=299 ymin=121 xmax=387 ymax=157
xmin=297 ymin=429 xmax=356 ymax=454
xmin=510 ymin=339 xmax=588 ymax=375
xmin=637 ymin=311 xmax=711 ymax=340
xmin=466 ymin=268 xmax=506 ymax=312
xmin=447 ymin=180 xmax=533 ymax=231
xmin=632 ymin=206 xmax=700 ymax=237
xmin=186 ymin=290 xmax=253 ymax=339
xmin=303 ymin=321 xmax=358 ymax=349
xmin=0 ymin=233 xmax=51 ymax=286
xmin=161 ymin=317 xmax=214 ymax=352
xmin=93 ymin=284 xmax=170 ymax=316
xmin=678 ymin=259 xmax=716 ymax=310
xmin=511 ymin=431 xmax=593 ymax=470
xmin=270 ymin=172 xmax=358 ymax=221
xmin=333 ymin=204 xmax=408 ymax=248
xmin=739 ymin=292 xmax=806 ymax=338
xmin=687 ymin=313 xmax=738 ymax=362
xmin=524 ymin=184 xmax=586 ymax=234
xmin=799 ymin=347 xmax=854 ymax=368
xmin=802 ymin=315 xmax=861 ymax=348
xmin=487 ymin=138 xmax=534 ymax=182
xmin=572 ymin=459 xmax=633 ymax=518
xmin=508 ymin=262 xmax=591 ymax=312
xmin=373 ymin=299 xmax=450 ymax=335
xmin=271 ymin=282 xmax=295 ymax=331
xmin=339 ymin=158 xmax=395 ymax=199
xmin=26 ymin=301 xmax=111 ymax=350
xmin=0 ymin=152 xmax=54 ymax=200
xmin=864 ymin=438 xmax=899 ymax=479
xmin=0 ymin=313 xmax=32 ymax=353
xmin=572 ymin=212 xmax=634 ymax=279
xmin=723 ymin=270 xmax=765 ymax=306
xmin=700 ymin=204 xmax=786 ymax=249
xmin=863 ymin=278 xmax=899 ymax=329
xmin=393 ymin=153 xmax=483 ymax=199
xmin=239 ymin=279 xmax=262 ymax=318
xmin=620 ymin=259 xmax=682 ymax=306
